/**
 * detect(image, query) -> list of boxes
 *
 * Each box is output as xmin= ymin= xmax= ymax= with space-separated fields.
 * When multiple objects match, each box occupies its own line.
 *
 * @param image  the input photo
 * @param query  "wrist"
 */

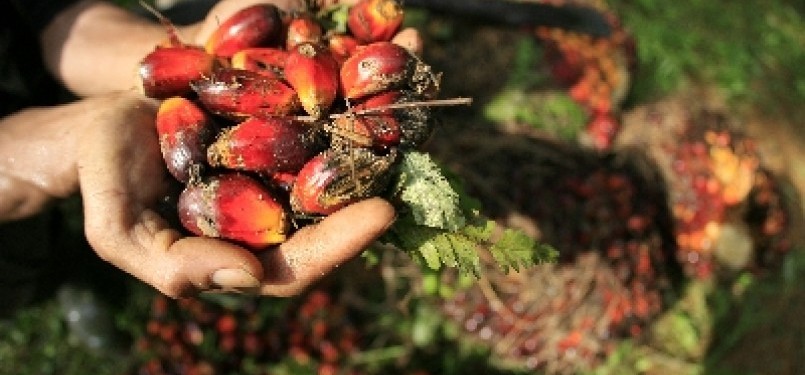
xmin=0 ymin=106 xmax=83 ymax=221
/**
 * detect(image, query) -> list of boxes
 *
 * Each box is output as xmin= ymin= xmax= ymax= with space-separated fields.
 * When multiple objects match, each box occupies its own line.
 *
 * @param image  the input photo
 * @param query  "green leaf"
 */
xmin=490 ymin=228 xmax=557 ymax=273
xmin=387 ymin=218 xmax=480 ymax=277
xmin=385 ymin=150 xmax=555 ymax=278
xmin=316 ymin=3 xmax=350 ymax=34
xmin=395 ymin=151 xmax=466 ymax=231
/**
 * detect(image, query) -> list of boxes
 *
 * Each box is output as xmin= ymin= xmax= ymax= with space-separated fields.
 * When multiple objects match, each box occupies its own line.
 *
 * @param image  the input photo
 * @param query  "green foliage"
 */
xmin=507 ymin=36 xmax=547 ymax=89
xmin=610 ymin=0 xmax=805 ymax=112
xmin=386 ymin=151 xmax=557 ymax=277
xmin=396 ymin=151 xmax=466 ymax=232
xmin=484 ymin=88 xmax=588 ymax=141
xmin=0 ymin=300 xmax=127 ymax=375
xmin=483 ymin=36 xmax=586 ymax=140
xmin=490 ymin=228 xmax=556 ymax=273
xmin=316 ymin=2 xmax=350 ymax=35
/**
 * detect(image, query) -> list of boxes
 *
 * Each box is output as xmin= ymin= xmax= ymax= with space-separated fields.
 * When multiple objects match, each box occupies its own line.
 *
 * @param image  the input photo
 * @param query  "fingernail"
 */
xmin=210 ymin=268 xmax=260 ymax=289
xmin=203 ymin=287 xmax=261 ymax=295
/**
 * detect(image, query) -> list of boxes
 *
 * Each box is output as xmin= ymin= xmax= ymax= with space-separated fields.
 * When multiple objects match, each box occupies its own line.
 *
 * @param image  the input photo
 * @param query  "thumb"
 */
xmin=86 ymin=208 xmax=265 ymax=297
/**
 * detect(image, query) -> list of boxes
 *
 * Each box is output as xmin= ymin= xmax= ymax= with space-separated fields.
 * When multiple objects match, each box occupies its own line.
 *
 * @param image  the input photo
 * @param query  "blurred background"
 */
xmin=1 ymin=0 xmax=804 ymax=374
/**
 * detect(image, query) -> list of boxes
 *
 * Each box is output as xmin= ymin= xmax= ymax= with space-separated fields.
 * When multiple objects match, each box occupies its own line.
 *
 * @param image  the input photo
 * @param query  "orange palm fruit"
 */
xmin=155 ymin=97 xmax=219 ymax=182
xmin=290 ymin=148 xmax=398 ymax=216
xmin=205 ymin=4 xmax=282 ymax=57
xmin=191 ymin=68 xmax=301 ymax=120
xmin=207 ymin=117 xmax=315 ymax=175
xmin=284 ymin=43 xmax=340 ymax=119
xmin=328 ymin=34 xmax=361 ymax=65
xmin=285 ymin=14 xmax=324 ymax=50
xmin=178 ymin=173 xmax=289 ymax=249
xmin=347 ymin=0 xmax=404 ymax=43
xmin=138 ymin=46 xmax=216 ymax=99
xmin=230 ymin=48 xmax=288 ymax=78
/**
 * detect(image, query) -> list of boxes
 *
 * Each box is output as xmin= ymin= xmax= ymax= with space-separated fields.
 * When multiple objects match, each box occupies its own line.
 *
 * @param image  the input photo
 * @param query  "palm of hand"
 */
xmin=75 ymin=92 xmax=395 ymax=297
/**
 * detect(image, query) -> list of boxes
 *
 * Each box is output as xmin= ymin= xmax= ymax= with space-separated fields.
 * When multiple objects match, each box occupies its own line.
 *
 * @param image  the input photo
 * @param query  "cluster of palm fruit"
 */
xmin=436 ymin=98 xmax=795 ymax=373
xmin=131 ymin=290 xmax=366 ymax=375
xmin=617 ymin=100 xmax=794 ymax=279
xmin=434 ymin=132 xmax=679 ymax=373
xmin=533 ymin=0 xmax=637 ymax=150
xmin=126 ymin=1 xmax=796 ymax=374
xmin=137 ymin=0 xmax=442 ymax=249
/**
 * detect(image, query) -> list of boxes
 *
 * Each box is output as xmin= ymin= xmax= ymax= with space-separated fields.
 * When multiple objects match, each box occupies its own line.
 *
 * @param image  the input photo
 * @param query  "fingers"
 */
xmin=86 ymin=208 xmax=265 ymax=297
xmin=257 ymin=197 xmax=396 ymax=296
xmin=76 ymin=92 xmax=265 ymax=297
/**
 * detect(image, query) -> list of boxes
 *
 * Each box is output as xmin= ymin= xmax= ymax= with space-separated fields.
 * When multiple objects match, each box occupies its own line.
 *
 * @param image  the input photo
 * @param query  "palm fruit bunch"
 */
xmin=434 ymin=133 xmax=679 ymax=374
xmin=617 ymin=98 xmax=794 ymax=279
xmin=131 ymin=289 xmax=369 ymax=375
xmin=533 ymin=0 xmax=637 ymax=150
xmin=137 ymin=0 xmax=443 ymax=249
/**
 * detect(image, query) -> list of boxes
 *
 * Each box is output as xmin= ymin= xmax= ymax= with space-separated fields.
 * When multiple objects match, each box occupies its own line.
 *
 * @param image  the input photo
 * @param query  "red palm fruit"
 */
xmin=340 ymin=42 xmax=410 ymax=99
xmin=155 ymin=97 xmax=218 ymax=182
xmin=178 ymin=173 xmax=289 ymax=249
xmin=204 ymin=4 xmax=282 ymax=57
xmin=138 ymin=46 xmax=216 ymax=99
xmin=341 ymin=42 xmax=440 ymax=99
xmin=585 ymin=112 xmax=620 ymax=150
xmin=230 ymin=47 xmax=288 ymax=78
xmin=332 ymin=90 xmax=401 ymax=149
xmin=328 ymin=34 xmax=361 ymax=65
xmin=285 ymin=14 xmax=324 ymax=50
xmin=347 ymin=0 xmax=404 ymax=43
xmin=290 ymin=148 xmax=398 ymax=216
xmin=285 ymin=43 xmax=340 ymax=119
xmin=216 ymin=313 xmax=238 ymax=335
xmin=191 ymin=68 xmax=301 ymax=120
xmin=271 ymin=171 xmax=297 ymax=192
xmin=207 ymin=117 xmax=314 ymax=175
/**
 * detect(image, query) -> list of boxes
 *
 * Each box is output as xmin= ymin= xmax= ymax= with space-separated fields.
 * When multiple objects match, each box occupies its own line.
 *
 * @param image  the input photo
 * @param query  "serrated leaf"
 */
xmin=390 ymin=218 xmax=443 ymax=270
xmin=460 ymin=217 xmax=495 ymax=242
xmin=395 ymin=151 xmax=466 ymax=231
xmin=437 ymin=233 xmax=481 ymax=277
xmin=387 ymin=215 xmax=481 ymax=277
xmin=490 ymin=229 xmax=558 ymax=273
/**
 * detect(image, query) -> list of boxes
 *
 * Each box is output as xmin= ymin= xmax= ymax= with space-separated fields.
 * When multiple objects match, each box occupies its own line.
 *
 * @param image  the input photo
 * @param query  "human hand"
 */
xmin=74 ymin=91 xmax=396 ymax=297
xmin=0 ymin=91 xmax=395 ymax=297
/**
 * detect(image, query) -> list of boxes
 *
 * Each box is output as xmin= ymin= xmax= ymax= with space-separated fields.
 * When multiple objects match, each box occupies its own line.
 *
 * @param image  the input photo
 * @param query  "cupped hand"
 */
xmin=75 ymin=91 xmax=395 ymax=298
